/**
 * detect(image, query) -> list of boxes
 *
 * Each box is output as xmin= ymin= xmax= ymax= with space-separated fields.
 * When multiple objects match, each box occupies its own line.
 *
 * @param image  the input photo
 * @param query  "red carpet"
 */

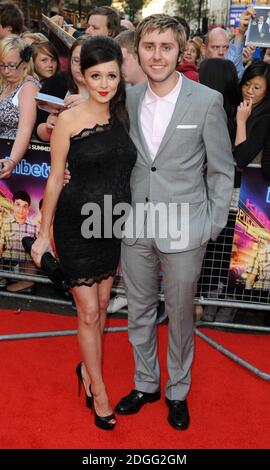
xmin=0 ymin=309 xmax=269 ymax=449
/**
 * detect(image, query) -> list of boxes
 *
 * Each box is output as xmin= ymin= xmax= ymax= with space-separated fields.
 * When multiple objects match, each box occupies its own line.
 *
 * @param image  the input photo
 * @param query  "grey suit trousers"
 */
xmin=121 ymin=232 xmax=206 ymax=401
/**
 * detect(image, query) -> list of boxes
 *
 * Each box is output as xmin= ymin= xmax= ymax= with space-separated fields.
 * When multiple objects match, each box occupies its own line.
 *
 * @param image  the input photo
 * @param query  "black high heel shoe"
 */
xmin=75 ymin=362 xmax=92 ymax=410
xmin=90 ymin=385 xmax=116 ymax=431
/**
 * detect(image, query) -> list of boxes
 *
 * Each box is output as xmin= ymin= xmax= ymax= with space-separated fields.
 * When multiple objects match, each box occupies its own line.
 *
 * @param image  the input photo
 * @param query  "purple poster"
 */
xmin=0 ymin=137 xmax=50 ymax=268
xmin=229 ymin=167 xmax=270 ymax=290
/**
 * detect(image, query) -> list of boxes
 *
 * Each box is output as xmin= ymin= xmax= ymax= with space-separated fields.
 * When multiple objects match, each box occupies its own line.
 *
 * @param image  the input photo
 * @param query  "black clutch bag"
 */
xmin=22 ymin=236 xmax=70 ymax=293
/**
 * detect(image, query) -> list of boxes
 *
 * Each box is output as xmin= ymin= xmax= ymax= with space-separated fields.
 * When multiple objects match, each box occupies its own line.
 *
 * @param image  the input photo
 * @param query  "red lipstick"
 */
xmin=99 ymin=91 xmax=109 ymax=96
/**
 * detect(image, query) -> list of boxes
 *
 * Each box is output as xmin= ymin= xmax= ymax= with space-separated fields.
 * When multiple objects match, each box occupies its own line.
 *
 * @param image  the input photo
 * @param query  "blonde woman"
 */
xmin=21 ymin=31 xmax=48 ymax=45
xmin=0 ymin=36 xmax=40 ymax=179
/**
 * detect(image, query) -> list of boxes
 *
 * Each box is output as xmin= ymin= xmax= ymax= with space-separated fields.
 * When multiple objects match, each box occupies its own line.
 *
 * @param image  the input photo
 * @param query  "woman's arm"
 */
xmin=234 ymin=99 xmax=252 ymax=147
xmin=0 ymin=81 xmax=39 ymax=178
xmin=234 ymin=103 xmax=270 ymax=168
xmin=31 ymin=112 xmax=71 ymax=266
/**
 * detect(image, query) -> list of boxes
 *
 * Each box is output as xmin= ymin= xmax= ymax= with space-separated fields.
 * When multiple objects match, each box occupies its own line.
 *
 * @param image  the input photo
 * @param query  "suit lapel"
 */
xmin=154 ymin=76 xmax=192 ymax=161
xmin=129 ymin=82 xmax=152 ymax=163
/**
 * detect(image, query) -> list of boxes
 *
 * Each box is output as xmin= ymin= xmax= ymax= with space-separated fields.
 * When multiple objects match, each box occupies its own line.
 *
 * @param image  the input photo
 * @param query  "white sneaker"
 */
xmin=108 ymin=295 xmax=128 ymax=313
xmin=0 ymin=277 xmax=7 ymax=288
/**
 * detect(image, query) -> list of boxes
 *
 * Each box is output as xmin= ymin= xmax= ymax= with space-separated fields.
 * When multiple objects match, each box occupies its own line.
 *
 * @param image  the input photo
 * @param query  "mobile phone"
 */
xmin=0 ymin=162 xmax=4 ymax=171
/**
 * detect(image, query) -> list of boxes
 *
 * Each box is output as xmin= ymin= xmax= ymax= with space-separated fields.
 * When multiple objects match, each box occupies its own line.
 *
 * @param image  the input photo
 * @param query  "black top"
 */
xmin=53 ymin=117 xmax=137 ymax=287
xmin=233 ymin=111 xmax=270 ymax=185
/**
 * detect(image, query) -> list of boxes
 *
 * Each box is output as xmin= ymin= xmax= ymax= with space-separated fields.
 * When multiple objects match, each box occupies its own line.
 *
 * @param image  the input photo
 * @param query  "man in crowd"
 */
xmin=52 ymin=6 xmax=121 ymax=39
xmin=202 ymin=7 xmax=256 ymax=80
xmin=115 ymin=29 xmax=147 ymax=86
xmin=0 ymin=1 xmax=24 ymax=39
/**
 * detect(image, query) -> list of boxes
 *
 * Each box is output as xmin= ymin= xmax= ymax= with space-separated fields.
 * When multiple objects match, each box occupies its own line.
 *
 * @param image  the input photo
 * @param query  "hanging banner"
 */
xmin=229 ymin=167 xmax=270 ymax=290
xmin=0 ymin=137 xmax=50 ymax=267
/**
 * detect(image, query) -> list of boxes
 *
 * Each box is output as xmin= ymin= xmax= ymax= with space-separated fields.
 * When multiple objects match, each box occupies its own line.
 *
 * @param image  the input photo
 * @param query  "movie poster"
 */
xmin=229 ymin=167 xmax=270 ymax=290
xmin=0 ymin=137 xmax=50 ymax=268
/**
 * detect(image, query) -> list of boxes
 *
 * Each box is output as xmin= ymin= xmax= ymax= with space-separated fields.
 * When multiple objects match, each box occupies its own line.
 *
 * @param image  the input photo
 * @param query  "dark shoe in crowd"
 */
xmin=201 ymin=305 xmax=218 ymax=322
xmin=215 ymin=307 xmax=238 ymax=323
xmin=115 ymin=389 xmax=161 ymax=415
xmin=0 ymin=277 xmax=7 ymax=289
xmin=165 ymin=397 xmax=190 ymax=431
xmin=6 ymin=280 xmax=35 ymax=294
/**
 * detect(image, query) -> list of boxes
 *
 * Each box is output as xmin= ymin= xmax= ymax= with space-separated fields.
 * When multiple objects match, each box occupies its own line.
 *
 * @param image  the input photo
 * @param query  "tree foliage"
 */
xmin=174 ymin=0 xmax=200 ymax=23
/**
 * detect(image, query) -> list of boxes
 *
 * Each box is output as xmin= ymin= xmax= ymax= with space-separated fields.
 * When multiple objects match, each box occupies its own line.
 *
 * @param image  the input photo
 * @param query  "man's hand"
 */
xmin=238 ymin=7 xmax=256 ymax=36
xmin=64 ymin=94 xmax=87 ymax=109
xmin=242 ymin=44 xmax=256 ymax=65
xmin=63 ymin=166 xmax=71 ymax=186
xmin=50 ymin=14 xmax=65 ymax=27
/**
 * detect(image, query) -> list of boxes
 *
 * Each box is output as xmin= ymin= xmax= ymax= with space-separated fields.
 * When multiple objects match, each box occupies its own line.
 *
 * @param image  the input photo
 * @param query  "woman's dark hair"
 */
xmin=239 ymin=60 xmax=270 ymax=124
xmin=199 ymin=58 xmax=240 ymax=142
xmin=80 ymin=36 xmax=129 ymax=130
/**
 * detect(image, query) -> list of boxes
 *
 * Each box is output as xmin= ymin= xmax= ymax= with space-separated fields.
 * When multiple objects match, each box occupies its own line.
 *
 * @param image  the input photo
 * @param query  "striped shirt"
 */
xmin=0 ymin=218 xmax=38 ymax=261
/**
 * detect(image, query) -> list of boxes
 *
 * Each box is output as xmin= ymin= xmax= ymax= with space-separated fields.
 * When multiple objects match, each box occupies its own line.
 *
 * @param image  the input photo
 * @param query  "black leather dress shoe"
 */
xmin=165 ymin=398 xmax=190 ymax=431
xmin=115 ymin=389 xmax=161 ymax=415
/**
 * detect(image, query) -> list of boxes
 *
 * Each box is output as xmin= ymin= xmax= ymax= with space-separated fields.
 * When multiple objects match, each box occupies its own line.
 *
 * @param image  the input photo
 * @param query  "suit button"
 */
xmin=151 ymin=167 xmax=156 ymax=172
xmin=145 ymin=197 xmax=149 ymax=202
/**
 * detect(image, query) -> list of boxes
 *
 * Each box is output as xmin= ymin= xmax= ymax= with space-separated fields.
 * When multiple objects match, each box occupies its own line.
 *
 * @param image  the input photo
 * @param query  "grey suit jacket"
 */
xmin=124 ymin=75 xmax=234 ymax=253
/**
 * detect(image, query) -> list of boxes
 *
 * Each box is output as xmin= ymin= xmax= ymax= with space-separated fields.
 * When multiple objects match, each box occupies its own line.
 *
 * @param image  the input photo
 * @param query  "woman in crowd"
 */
xmin=0 ymin=36 xmax=40 ymax=293
xmin=233 ymin=61 xmax=270 ymax=179
xmin=21 ymin=31 xmax=48 ymax=45
xmin=31 ymin=40 xmax=60 ymax=83
xmin=177 ymin=39 xmax=200 ymax=82
xmin=199 ymin=58 xmax=240 ymax=142
xmin=262 ymin=48 xmax=270 ymax=64
xmin=35 ymin=36 xmax=89 ymax=142
xmin=0 ymin=36 xmax=40 ymax=178
xmin=31 ymin=37 xmax=137 ymax=430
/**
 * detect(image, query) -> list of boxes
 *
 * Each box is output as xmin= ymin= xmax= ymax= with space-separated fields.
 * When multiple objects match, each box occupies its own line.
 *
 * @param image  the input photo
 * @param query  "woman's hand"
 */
xmin=31 ymin=235 xmax=52 ymax=268
xmin=236 ymin=99 xmax=252 ymax=124
xmin=0 ymin=158 xmax=16 ymax=179
xmin=46 ymin=113 xmax=58 ymax=130
xmin=64 ymin=94 xmax=87 ymax=109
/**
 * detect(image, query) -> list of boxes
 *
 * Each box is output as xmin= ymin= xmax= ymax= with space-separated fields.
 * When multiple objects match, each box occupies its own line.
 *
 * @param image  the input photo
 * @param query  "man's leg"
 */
xmin=121 ymin=237 xmax=161 ymax=393
xmin=158 ymin=245 xmax=206 ymax=400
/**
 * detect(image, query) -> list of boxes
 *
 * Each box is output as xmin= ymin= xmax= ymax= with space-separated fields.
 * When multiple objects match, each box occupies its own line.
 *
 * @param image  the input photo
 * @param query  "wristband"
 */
xmin=8 ymin=158 xmax=17 ymax=167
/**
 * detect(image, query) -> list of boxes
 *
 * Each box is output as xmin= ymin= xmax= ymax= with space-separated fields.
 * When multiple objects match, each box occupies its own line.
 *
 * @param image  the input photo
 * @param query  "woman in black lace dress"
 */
xmin=31 ymin=37 xmax=137 ymax=430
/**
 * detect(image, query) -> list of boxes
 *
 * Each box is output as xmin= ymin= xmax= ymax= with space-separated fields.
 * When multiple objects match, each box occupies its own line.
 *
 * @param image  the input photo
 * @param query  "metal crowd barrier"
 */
xmin=0 ymin=145 xmax=269 ymax=378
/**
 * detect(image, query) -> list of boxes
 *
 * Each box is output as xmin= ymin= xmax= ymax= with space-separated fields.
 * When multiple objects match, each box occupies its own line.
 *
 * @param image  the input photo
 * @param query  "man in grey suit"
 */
xmin=115 ymin=14 xmax=234 ymax=430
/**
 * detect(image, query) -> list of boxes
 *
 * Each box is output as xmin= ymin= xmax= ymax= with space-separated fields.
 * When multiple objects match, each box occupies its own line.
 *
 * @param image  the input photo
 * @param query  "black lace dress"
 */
xmin=53 ymin=118 xmax=137 ymax=287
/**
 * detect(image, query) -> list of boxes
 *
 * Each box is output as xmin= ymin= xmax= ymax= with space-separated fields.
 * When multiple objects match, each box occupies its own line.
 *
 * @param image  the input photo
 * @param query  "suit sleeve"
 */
xmin=202 ymin=92 xmax=235 ymax=241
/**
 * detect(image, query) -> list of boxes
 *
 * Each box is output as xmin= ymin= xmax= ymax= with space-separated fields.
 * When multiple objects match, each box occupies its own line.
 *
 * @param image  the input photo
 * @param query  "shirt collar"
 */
xmin=145 ymin=72 xmax=182 ymax=105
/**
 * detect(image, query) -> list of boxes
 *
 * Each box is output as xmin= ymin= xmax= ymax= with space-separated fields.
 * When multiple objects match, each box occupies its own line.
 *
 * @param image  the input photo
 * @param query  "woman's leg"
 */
xmin=98 ymin=276 xmax=114 ymax=333
xmin=72 ymin=279 xmax=115 ymax=419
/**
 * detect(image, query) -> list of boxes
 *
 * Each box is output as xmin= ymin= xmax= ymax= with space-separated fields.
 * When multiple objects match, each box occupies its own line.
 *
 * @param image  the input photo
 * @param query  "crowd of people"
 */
xmin=0 ymin=1 xmax=270 ymax=432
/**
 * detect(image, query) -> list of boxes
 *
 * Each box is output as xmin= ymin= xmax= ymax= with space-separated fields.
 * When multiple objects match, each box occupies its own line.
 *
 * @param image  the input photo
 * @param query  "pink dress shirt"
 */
xmin=140 ymin=72 xmax=182 ymax=161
